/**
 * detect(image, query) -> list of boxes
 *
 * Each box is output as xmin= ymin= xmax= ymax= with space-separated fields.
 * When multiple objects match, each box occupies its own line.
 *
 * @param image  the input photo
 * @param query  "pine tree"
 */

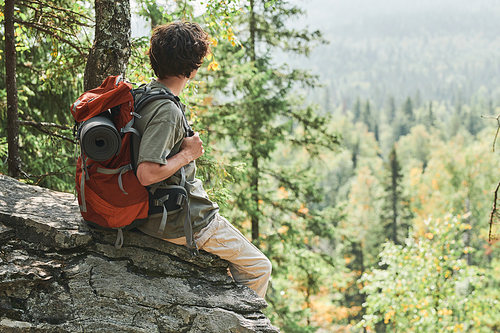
xmin=380 ymin=145 xmax=411 ymax=244
xmin=198 ymin=1 xmax=339 ymax=328
xmin=466 ymin=106 xmax=479 ymax=137
xmin=341 ymin=239 xmax=367 ymax=323
xmin=361 ymin=100 xmax=372 ymax=131
xmin=388 ymin=146 xmax=402 ymax=244
xmin=202 ymin=0 xmax=337 ymax=242
xmin=428 ymin=101 xmax=435 ymax=128
xmin=351 ymin=140 xmax=360 ymax=170
xmin=391 ymin=97 xmax=414 ymax=142
xmin=2 ymin=0 xmax=90 ymax=187
xmin=353 ymin=96 xmax=362 ymax=119
xmin=386 ymin=95 xmax=396 ymax=124
xmin=392 ymin=112 xmax=409 ymax=142
xmin=402 ymin=96 xmax=414 ymax=124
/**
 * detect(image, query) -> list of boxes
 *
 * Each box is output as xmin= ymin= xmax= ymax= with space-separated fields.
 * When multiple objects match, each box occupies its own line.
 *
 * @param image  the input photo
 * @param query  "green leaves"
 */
xmin=0 ymin=0 xmax=90 ymax=188
xmin=359 ymin=214 xmax=500 ymax=332
xmin=189 ymin=1 xmax=341 ymax=328
xmin=127 ymin=36 xmax=151 ymax=84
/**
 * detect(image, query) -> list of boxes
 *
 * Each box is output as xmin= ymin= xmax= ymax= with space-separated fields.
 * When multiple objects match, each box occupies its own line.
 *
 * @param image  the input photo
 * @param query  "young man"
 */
xmin=133 ymin=21 xmax=272 ymax=298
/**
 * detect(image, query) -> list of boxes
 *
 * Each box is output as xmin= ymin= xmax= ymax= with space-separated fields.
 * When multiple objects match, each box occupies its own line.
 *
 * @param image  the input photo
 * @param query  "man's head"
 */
xmin=147 ymin=21 xmax=211 ymax=80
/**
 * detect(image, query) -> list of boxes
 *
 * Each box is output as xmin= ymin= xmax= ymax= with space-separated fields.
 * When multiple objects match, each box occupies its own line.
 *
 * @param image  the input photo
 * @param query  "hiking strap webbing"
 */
xmin=177 ymin=167 xmax=197 ymax=255
xmin=154 ymin=191 xmax=169 ymax=235
xmin=181 ymin=194 xmax=197 ymax=256
xmin=97 ymin=164 xmax=133 ymax=195
xmin=179 ymin=166 xmax=186 ymax=188
xmin=79 ymin=158 xmax=87 ymax=213
xmin=158 ymin=201 xmax=168 ymax=236
xmin=133 ymin=88 xmax=194 ymax=138
xmin=79 ymin=141 xmax=89 ymax=213
xmin=115 ymin=228 xmax=124 ymax=249
xmin=147 ymin=167 xmax=198 ymax=256
xmin=121 ymin=118 xmax=141 ymax=138
xmin=149 ymin=183 xmax=160 ymax=194
xmin=147 ymin=168 xmax=185 ymax=237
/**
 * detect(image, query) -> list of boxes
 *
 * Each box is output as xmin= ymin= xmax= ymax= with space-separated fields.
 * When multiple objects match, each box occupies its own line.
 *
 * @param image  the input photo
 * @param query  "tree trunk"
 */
xmin=390 ymin=148 xmax=399 ymax=244
xmin=5 ymin=0 xmax=22 ymax=178
xmin=249 ymin=0 xmax=256 ymax=62
xmin=251 ymin=150 xmax=260 ymax=241
xmin=249 ymin=0 xmax=259 ymax=242
xmin=84 ymin=0 xmax=131 ymax=91
xmin=392 ymin=176 xmax=398 ymax=244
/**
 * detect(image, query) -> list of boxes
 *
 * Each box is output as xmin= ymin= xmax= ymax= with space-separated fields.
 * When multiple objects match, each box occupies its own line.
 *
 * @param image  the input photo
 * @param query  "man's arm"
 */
xmin=136 ymin=132 xmax=204 ymax=186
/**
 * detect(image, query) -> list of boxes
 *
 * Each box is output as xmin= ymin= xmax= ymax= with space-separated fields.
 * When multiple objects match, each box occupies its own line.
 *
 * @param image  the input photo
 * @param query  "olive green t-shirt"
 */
xmin=133 ymin=80 xmax=219 ymax=239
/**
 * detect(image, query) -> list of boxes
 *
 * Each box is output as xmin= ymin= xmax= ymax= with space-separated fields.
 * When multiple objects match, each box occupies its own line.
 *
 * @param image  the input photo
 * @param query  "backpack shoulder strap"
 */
xmin=132 ymin=86 xmax=194 ymax=137
xmin=130 ymin=85 xmax=193 ymax=172
xmin=130 ymin=85 xmax=199 ymax=256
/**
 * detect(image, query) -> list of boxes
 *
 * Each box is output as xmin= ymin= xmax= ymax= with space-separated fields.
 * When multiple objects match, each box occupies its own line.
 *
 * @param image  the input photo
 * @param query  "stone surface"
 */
xmin=0 ymin=175 xmax=279 ymax=332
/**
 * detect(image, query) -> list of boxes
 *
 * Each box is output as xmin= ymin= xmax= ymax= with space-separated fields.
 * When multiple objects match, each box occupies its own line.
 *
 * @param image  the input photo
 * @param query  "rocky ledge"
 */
xmin=0 ymin=175 xmax=279 ymax=333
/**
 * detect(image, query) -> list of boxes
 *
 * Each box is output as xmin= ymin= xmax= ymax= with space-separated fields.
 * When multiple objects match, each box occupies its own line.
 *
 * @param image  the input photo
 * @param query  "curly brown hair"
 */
xmin=147 ymin=21 xmax=211 ymax=79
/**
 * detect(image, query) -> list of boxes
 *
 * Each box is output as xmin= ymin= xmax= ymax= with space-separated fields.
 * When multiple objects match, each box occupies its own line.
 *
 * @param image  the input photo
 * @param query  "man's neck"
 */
xmin=157 ymin=76 xmax=189 ymax=96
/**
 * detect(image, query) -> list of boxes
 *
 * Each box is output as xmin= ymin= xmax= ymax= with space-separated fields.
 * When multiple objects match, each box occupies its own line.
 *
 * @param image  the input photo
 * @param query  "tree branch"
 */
xmin=20 ymin=120 xmax=76 ymax=144
xmin=18 ymin=165 xmax=72 ymax=185
xmin=488 ymin=181 xmax=500 ymax=243
xmin=20 ymin=120 xmax=71 ymax=130
xmin=16 ymin=2 xmax=92 ymax=28
xmin=481 ymin=114 xmax=500 ymax=152
xmin=18 ymin=0 xmax=92 ymax=21
xmin=13 ymin=19 xmax=87 ymax=56
xmin=33 ymin=168 xmax=70 ymax=186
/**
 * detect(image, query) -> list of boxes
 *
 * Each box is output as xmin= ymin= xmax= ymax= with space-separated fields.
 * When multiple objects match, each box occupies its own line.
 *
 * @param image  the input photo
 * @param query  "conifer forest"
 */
xmin=2 ymin=0 xmax=500 ymax=331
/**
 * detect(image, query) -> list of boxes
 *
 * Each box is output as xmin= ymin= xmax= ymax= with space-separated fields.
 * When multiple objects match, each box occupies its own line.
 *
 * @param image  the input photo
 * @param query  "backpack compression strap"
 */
xmin=177 ymin=166 xmax=197 ymax=256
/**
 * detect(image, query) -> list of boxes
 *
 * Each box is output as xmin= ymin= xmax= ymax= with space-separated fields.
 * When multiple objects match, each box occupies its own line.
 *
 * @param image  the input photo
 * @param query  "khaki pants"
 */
xmin=140 ymin=214 xmax=272 ymax=298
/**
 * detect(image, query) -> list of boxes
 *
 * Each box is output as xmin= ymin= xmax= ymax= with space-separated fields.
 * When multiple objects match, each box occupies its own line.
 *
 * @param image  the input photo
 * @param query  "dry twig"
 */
xmin=481 ymin=114 xmax=500 ymax=151
xmin=488 ymin=181 xmax=500 ymax=243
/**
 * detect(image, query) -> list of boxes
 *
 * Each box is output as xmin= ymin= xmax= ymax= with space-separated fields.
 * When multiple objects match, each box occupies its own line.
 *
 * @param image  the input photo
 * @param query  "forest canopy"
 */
xmin=1 ymin=0 xmax=500 ymax=332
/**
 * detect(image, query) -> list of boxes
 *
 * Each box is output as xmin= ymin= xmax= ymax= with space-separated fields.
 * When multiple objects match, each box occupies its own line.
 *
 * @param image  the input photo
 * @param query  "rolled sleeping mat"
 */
xmin=79 ymin=113 xmax=121 ymax=161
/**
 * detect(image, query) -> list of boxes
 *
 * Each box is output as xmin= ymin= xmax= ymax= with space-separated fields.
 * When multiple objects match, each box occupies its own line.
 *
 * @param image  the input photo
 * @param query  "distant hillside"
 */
xmin=284 ymin=0 xmax=500 ymax=109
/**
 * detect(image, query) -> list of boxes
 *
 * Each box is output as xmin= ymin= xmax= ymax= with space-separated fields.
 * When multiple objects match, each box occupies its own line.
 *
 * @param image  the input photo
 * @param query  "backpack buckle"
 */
xmin=153 ymin=194 xmax=169 ymax=206
xmin=176 ymin=194 xmax=187 ymax=206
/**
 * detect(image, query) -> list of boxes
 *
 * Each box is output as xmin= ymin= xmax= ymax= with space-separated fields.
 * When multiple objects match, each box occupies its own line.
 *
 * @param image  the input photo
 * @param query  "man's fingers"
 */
xmin=192 ymin=132 xmax=203 ymax=143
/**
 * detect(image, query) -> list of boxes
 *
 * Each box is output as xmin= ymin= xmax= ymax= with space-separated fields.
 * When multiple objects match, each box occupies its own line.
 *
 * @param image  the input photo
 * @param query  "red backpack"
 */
xmin=71 ymin=75 xmax=195 ymax=251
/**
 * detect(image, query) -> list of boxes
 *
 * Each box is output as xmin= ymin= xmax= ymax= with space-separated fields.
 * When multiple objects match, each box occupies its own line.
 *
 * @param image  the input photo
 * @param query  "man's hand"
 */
xmin=180 ymin=132 xmax=204 ymax=163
